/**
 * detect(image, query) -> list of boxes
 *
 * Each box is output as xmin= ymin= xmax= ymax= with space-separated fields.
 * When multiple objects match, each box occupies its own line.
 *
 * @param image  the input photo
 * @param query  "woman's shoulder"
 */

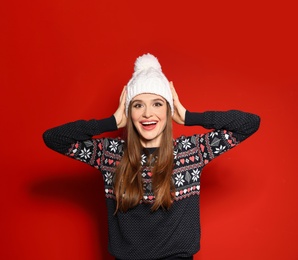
xmin=98 ymin=137 xmax=125 ymax=154
xmin=174 ymin=134 xmax=200 ymax=152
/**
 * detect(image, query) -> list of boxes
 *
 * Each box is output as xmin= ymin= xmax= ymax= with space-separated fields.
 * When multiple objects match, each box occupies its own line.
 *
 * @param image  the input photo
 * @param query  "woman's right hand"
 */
xmin=113 ymin=86 xmax=127 ymax=128
xmin=171 ymin=82 xmax=186 ymax=125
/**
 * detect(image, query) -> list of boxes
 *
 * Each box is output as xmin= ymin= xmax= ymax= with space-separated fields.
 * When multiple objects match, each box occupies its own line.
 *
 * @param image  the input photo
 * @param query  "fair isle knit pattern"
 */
xmin=67 ymin=129 xmax=237 ymax=203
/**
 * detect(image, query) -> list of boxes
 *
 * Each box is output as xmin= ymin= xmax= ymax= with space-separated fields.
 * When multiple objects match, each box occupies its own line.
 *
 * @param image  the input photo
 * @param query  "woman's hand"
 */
xmin=113 ymin=86 xmax=127 ymax=128
xmin=170 ymin=81 xmax=186 ymax=124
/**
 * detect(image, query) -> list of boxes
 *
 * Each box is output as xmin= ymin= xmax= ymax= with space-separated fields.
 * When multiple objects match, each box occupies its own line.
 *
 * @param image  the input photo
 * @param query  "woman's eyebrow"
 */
xmin=152 ymin=98 xmax=165 ymax=102
xmin=132 ymin=98 xmax=165 ymax=103
xmin=131 ymin=99 xmax=142 ymax=104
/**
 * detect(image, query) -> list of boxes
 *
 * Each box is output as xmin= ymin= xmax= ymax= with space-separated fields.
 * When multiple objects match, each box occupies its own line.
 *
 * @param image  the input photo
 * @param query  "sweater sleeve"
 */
xmin=43 ymin=115 xmax=118 ymax=154
xmin=184 ymin=110 xmax=260 ymax=142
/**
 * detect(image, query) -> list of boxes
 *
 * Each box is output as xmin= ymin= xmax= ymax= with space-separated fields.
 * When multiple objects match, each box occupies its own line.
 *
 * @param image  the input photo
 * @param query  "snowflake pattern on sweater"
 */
xmin=67 ymin=129 xmax=237 ymax=202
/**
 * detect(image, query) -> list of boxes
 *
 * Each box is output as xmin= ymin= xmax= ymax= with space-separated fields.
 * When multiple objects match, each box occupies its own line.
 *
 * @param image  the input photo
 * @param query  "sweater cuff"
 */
xmin=99 ymin=115 xmax=118 ymax=133
xmin=185 ymin=110 xmax=205 ymax=126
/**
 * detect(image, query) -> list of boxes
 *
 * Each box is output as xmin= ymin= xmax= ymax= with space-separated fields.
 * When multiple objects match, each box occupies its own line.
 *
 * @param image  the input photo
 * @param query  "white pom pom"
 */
xmin=134 ymin=53 xmax=161 ymax=72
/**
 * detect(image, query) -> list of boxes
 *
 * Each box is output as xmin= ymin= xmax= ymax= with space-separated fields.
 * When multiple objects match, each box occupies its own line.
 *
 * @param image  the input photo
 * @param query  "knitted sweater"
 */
xmin=43 ymin=110 xmax=260 ymax=260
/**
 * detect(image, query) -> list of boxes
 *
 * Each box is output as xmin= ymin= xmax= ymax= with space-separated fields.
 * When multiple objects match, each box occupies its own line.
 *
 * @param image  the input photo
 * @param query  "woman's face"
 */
xmin=130 ymin=93 xmax=168 ymax=147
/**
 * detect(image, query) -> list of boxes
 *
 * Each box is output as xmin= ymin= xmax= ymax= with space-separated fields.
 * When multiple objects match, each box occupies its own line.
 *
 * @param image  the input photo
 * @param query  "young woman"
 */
xmin=43 ymin=53 xmax=260 ymax=260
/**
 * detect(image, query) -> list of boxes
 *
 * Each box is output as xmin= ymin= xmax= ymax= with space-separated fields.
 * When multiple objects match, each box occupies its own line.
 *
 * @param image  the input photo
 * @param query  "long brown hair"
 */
xmin=114 ymin=103 xmax=175 ymax=213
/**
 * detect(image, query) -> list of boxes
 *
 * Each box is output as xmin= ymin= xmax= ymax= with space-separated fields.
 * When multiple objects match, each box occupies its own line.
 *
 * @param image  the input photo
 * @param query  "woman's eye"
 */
xmin=133 ymin=103 xmax=142 ymax=108
xmin=154 ymin=102 xmax=163 ymax=107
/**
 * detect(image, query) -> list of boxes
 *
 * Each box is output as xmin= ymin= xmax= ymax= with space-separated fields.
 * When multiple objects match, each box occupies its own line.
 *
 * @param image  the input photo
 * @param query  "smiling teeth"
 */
xmin=142 ymin=121 xmax=156 ymax=125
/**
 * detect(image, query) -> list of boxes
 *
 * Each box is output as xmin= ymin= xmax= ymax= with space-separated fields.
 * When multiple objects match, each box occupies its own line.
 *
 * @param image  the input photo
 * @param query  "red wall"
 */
xmin=2 ymin=0 xmax=297 ymax=259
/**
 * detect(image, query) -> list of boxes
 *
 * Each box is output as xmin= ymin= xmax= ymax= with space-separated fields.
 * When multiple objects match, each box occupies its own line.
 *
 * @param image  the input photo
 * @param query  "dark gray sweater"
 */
xmin=43 ymin=110 xmax=260 ymax=260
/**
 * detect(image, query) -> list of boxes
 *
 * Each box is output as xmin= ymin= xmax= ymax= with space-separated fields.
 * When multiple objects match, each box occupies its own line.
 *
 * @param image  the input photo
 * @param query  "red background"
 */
xmin=1 ymin=0 xmax=298 ymax=259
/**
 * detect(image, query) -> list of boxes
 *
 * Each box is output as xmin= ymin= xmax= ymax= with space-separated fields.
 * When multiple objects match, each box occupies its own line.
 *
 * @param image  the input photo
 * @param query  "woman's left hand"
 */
xmin=113 ymin=85 xmax=127 ymax=128
xmin=170 ymin=81 xmax=186 ymax=125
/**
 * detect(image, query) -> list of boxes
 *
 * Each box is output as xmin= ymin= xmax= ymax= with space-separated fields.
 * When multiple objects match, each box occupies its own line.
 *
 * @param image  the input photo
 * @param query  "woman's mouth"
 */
xmin=140 ymin=121 xmax=157 ymax=130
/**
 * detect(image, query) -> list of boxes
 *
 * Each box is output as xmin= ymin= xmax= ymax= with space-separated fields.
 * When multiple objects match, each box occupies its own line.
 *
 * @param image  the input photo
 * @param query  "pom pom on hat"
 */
xmin=134 ymin=53 xmax=161 ymax=72
xmin=126 ymin=53 xmax=173 ymax=115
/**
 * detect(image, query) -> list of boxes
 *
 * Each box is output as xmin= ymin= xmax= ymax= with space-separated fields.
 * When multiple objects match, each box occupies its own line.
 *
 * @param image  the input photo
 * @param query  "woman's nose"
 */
xmin=143 ymin=106 xmax=152 ymax=118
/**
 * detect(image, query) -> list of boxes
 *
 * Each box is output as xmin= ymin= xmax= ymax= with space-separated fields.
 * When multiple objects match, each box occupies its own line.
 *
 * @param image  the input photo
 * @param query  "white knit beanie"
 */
xmin=126 ymin=53 xmax=173 ymax=115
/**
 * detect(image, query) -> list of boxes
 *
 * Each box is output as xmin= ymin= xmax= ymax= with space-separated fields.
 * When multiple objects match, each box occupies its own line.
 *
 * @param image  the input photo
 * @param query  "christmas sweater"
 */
xmin=43 ymin=110 xmax=260 ymax=260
